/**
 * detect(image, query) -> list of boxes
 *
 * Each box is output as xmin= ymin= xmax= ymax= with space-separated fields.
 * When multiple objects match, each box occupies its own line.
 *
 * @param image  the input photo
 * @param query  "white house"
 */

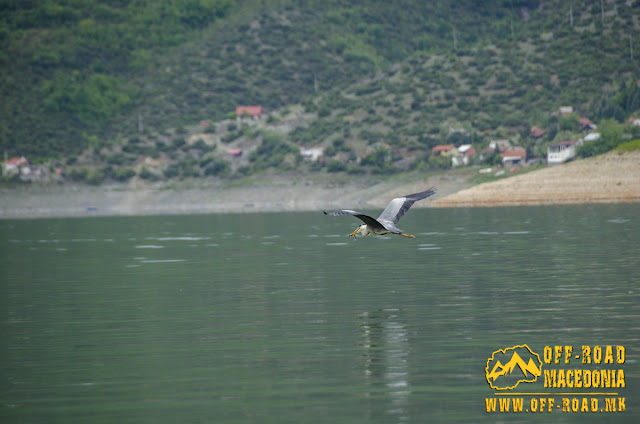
xmin=547 ymin=140 xmax=581 ymax=164
xmin=547 ymin=132 xmax=601 ymax=165
xmin=300 ymin=147 xmax=324 ymax=162
xmin=451 ymin=144 xmax=476 ymax=166
xmin=558 ymin=106 xmax=574 ymax=115
xmin=489 ymin=140 xmax=511 ymax=151
xmin=582 ymin=132 xmax=601 ymax=143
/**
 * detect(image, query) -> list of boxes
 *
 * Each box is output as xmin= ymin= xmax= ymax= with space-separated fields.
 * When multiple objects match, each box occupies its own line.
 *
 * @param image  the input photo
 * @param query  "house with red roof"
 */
xmin=227 ymin=148 xmax=243 ymax=157
xmin=530 ymin=125 xmax=547 ymax=138
xmin=578 ymin=117 xmax=596 ymax=131
xmin=431 ymin=144 xmax=456 ymax=156
xmin=501 ymin=148 xmax=527 ymax=166
xmin=2 ymin=156 xmax=30 ymax=177
xmin=235 ymin=106 xmax=262 ymax=119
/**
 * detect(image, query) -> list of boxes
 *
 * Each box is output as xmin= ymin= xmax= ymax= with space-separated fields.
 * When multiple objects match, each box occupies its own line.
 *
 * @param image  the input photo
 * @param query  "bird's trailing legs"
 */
xmin=399 ymin=232 xmax=415 ymax=238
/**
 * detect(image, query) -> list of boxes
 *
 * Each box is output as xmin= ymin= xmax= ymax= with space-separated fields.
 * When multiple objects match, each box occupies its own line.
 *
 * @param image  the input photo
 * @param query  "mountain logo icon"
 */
xmin=485 ymin=345 xmax=542 ymax=390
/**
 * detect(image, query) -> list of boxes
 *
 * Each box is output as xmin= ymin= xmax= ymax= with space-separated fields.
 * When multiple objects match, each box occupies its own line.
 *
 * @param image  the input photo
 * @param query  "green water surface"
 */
xmin=1 ymin=204 xmax=638 ymax=423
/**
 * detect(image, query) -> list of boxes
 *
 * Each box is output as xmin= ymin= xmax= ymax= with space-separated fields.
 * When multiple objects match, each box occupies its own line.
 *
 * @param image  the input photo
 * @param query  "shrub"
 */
xmin=70 ymin=168 xmax=88 ymax=182
xmin=332 ymin=138 xmax=346 ymax=150
xmin=139 ymin=167 xmax=158 ymax=180
xmin=577 ymin=119 xmax=625 ymax=157
xmin=122 ymin=144 xmax=153 ymax=156
xmin=182 ymin=166 xmax=201 ymax=178
xmin=361 ymin=146 xmax=396 ymax=174
xmin=221 ymin=131 xmax=240 ymax=143
xmin=204 ymin=160 xmax=230 ymax=177
xmin=346 ymin=165 xmax=365 ymax=175
xmin=324 ymin=145 xmax=336 ymax=157
xmin=428 ymin=154 xmax=452 ymax=169
xmin=318 ymin=106 xmax=331 ymax=118
xmin=163 ymin=164 xmax=180 ymax=179
xmin=309 ymin=161 xmax=324 ymax=172
xmin=249 ymin=132 xmax=299 ymax=170
xmin=172 ymin=138 xmax=186 ymax=149
xmin=326 ymin=160 xmax=346 ymax=173
xmin=193 ymin=139 xmax=213 ymax=152
xmin=106 ymin=153 xmax=133 ymax=166
xmin=558 ymin=114 xmax=580 ymax=132
xmin=616 ymin=139 xmax=640 ymax=152
xmin=112 ymin=167 xmax=135 ymax=181
xmin=87 ymin=168 xmax=107 ymax=185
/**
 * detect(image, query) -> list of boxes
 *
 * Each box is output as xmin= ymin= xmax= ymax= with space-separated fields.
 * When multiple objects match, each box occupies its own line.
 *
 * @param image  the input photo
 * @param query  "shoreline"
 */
xmin=1 ymin=150 xmax=639 ymax=219
xmin=0 ymin=171 xmax=472 ymax=219
xmin=431 ymin=150 xmax=640 ymax=208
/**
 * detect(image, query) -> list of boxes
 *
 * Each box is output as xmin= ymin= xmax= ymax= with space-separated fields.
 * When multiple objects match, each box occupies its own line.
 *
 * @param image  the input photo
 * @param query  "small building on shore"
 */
xmin=558 ymin=106 xmax=574 ymax=115
xmin=300 ymin=147 xmax=324 ymax=162
xmin=530 ymin=126 xmax=547 ymax=139
xmin=451 ymin=144 xmax=476 ymax=166
xmin=489 ymin=139 xmax=511 ymax=151
xmin=431 ymin=144 xmax=456 ymax=157
xmin=501 ymin=148 xmax=527 ymax=167
xmin=227 ymin=148 xmax=243 ymax=157
xmin=236 ymin=106 xmax=262 ymax=120
xmin=2 ymin=156 xmax=30 ymax=177
xmin=578 ymin=117 xmax=596 ymax=131
xmin=547 ymin=140 xmax=581 ymax=164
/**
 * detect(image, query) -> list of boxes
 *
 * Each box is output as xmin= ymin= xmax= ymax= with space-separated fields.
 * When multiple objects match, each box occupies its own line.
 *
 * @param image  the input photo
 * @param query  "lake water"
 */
xmin=1 ymin=204 xmax=638 ymax=423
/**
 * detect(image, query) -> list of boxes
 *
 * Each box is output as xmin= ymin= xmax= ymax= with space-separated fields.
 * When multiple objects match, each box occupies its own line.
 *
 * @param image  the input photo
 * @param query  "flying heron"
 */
xmin=324 ymin=188 xmax=436 ymax=238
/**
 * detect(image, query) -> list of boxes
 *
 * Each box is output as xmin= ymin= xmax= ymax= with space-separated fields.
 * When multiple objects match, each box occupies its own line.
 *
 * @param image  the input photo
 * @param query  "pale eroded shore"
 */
xmin=0 ymin=171 xmax=470 ymax=219
xmin=1 ymin=150 xmax=638 ymax=219
xmin=431 ymin=150 xmax=640 ymax=207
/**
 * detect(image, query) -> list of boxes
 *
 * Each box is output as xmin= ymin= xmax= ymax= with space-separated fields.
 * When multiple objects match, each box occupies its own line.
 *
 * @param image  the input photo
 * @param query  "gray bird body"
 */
xmin=324 ymin=188 xmax=436 ymax=238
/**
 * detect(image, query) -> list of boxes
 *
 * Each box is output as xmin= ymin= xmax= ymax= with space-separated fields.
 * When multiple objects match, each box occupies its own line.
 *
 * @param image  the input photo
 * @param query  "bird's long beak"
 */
xmin=350 ymin=228 xmax=359 ymax=237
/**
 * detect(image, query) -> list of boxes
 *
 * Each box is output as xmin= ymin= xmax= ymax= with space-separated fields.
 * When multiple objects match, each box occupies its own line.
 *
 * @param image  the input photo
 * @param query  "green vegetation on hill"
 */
xmin=615 ymin=139 xmax=640 ymax=151
xmin=1 ymin=0 xmax=236 ymax=157
xmin=1 ymin=0 xmax=640 ymax=185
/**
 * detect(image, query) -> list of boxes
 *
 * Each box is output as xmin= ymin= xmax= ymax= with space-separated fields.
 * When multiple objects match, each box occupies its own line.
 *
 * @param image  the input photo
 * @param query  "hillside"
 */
xmin=1 ymin=0 xmax=640 ymax=183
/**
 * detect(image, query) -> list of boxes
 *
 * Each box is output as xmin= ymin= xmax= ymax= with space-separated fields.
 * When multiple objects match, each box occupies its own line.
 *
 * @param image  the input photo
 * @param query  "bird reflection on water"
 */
xmin=358 ymin=309 xmax=411 ymax=420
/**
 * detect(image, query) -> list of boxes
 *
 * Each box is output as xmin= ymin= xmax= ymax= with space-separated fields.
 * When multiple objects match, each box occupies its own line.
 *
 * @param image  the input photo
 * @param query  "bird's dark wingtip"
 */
xmin=323 ymin=211 xmax=328 ymax=215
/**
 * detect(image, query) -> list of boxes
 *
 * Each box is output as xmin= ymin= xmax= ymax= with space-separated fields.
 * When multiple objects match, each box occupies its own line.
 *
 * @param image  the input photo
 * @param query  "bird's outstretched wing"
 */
xmin=377 ymin=187 xmax=436 ymax=225
xmin=323 ymin=210 xmax=381 ymax=228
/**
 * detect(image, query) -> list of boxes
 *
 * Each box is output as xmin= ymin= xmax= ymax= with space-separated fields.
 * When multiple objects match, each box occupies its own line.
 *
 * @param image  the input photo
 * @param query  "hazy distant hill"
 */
xmin=1 ymin=0 xmax=639 ymax=165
